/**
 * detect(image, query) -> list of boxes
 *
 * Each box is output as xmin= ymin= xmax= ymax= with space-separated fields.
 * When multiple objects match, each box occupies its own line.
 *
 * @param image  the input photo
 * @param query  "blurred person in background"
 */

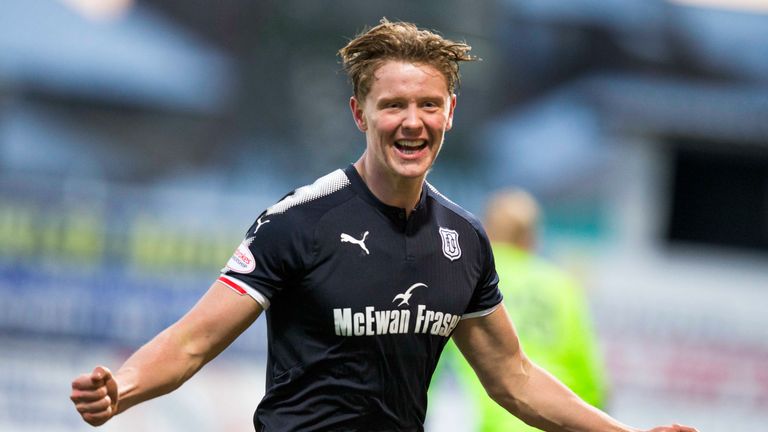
xmin=70 ymin=19 xmax=697 ymax=432
xmin=444 ymin=187 xmax=608 ymax=432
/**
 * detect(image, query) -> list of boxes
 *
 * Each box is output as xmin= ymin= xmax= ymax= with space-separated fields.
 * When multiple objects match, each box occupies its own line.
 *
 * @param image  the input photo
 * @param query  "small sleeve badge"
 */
xmin=225 ymin=237 xmax=256 ymax=273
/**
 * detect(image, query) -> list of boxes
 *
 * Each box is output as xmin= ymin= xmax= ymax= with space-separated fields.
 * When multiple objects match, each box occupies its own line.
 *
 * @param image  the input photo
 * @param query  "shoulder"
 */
xmin=230 ymin=169 xmax=356 ymax=274
xmin=425 ymin=181 xmax=487 ymax=240
xmin=239 ymin=169 xmax=356 ymax=255
xmin=495 ymin=246 xmax=580 ymax=295
xmin=526 ymin=254 xmax=578 ymax=288
xmin=259 ymin=169 xmax=355 ymax=228
xmin=266 ymin=169 xmax=354 ymax=217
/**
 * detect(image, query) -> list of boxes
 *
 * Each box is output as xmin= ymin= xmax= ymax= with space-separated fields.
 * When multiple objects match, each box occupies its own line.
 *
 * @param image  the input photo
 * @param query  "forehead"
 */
xmin=367 ymin=60 xmax=450 ymax=100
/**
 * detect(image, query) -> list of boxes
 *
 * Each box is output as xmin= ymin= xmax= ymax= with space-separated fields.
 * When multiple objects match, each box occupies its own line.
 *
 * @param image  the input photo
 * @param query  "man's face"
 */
xmin=351 ymin=61 xmax=456 ymax=182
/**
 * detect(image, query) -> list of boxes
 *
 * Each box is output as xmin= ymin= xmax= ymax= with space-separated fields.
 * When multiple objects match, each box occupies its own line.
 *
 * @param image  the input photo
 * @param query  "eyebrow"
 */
xmin=376 ymin=96 xmax=446 ymax=106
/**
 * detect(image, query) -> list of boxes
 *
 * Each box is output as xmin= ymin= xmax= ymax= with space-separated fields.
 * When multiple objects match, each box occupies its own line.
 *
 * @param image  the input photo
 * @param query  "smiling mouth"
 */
xmin=395 ymin=140 xmax=428 ymax=155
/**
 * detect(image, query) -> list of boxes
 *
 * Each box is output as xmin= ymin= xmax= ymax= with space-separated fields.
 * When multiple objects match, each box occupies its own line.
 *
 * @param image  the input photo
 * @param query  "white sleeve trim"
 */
xmin=461 ymin=302 xmax=501 ymax=320
xmin=218 ymin=275 xmax=271 ymax=310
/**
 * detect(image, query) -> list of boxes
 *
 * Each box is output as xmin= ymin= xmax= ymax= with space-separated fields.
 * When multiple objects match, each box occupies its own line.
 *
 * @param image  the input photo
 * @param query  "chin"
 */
xmin=393 ymin=165 xmax=430 ymax=179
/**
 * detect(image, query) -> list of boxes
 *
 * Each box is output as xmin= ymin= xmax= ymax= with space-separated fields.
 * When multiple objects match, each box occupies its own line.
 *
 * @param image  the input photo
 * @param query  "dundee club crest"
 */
xmin=439 ymin=227 xmax=461 ymax=261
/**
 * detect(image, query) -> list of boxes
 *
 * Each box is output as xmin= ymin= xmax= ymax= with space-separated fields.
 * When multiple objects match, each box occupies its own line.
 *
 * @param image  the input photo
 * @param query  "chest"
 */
xmin=299 ymin=205 xmax=480 ymax=334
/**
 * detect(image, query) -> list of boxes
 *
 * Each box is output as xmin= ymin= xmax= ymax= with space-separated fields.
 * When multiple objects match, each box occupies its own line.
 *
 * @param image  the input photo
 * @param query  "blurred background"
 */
xmin=1 ymin=0 xmax=767 ymax=431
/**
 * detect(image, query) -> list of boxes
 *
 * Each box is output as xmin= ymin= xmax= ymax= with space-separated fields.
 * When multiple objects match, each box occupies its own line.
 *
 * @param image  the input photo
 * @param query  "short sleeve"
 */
xmin=461 ymin=226 xmax=503 ymax=319
xmin=218 ymin=210 xmax=311 ymax=309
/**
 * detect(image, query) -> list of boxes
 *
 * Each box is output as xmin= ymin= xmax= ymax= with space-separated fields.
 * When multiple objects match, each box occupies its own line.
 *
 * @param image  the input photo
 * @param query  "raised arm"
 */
xmin=70 ymin=280 xmax=263 ymax=426
xmin=451 ymin=304 xmax=697 ymax=432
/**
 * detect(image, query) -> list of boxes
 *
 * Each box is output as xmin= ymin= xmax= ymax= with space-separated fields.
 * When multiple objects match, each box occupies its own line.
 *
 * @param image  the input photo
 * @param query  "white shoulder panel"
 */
xmin=266 ymin=169 xmax=350 ymax=215
xmin=426 ymin=182 xmax=458 ymax=207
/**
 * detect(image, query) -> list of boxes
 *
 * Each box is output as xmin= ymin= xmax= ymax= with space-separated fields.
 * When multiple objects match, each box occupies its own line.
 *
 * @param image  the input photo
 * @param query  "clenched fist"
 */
xmin=70 ymin=366 xmax=119 ymax=426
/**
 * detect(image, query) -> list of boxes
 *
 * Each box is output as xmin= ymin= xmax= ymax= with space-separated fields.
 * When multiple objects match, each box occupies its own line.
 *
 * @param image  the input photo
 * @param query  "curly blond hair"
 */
xmin=338 ymin=18 xmax=476 ymax=101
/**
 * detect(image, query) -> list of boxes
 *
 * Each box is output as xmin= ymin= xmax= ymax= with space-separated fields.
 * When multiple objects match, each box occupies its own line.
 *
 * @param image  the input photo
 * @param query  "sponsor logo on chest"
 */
xmin=332 ymin=282 xmax=461 ymax=338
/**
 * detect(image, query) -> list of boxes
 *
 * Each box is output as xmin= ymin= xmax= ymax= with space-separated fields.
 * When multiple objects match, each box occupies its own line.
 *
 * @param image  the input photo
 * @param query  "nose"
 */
xmin=401 ymin=105 xmax=423 ymax=133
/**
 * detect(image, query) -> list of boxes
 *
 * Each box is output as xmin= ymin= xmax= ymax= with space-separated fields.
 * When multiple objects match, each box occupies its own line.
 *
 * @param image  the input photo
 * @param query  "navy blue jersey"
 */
xmin=220 ymin=165 xmax=502 ymax=432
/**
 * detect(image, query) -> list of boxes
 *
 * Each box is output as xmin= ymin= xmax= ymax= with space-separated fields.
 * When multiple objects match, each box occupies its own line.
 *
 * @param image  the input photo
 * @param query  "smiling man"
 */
xmin=349 ymin=58 xmax=456 ymax=209
xmin=70 ymin=19 xmax=698 ymax=432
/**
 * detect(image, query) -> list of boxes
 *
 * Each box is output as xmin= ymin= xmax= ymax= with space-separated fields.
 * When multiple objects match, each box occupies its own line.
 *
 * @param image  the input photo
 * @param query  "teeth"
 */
xmin=396 ymin=140 xmax=425 ymax=148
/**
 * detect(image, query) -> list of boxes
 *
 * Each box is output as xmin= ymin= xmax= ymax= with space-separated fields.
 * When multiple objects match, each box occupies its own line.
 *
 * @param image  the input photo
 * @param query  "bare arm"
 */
xmin=451 ymin=304 xmax=697 ymax=432
xmin=70 ymin=280 xmax=262 ymax=426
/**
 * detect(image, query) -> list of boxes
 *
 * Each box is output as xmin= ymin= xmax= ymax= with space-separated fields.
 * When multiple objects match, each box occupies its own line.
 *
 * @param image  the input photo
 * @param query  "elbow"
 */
xmin=483 ymin=355 xmax=534 ymax=415
xmin=486 ymin=386 xmax=526 ymax=418
xmin=156 ymin=326 xmax=208 ymax=383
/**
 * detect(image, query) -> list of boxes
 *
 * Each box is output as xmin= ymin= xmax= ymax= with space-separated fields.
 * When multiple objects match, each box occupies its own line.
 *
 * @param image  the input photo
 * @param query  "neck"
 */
xmin=353 ymin=155 xmax=423 ymax=217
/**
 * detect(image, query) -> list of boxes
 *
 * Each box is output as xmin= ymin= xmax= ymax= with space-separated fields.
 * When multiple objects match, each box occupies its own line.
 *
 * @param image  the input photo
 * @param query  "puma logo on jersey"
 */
xmin=340 ymin=231 xmax=370 ymax=255
xmin=392 ymin=283 xmax=427 ymax=307
xmin=253 ymin=217 xmax=270 ymax=234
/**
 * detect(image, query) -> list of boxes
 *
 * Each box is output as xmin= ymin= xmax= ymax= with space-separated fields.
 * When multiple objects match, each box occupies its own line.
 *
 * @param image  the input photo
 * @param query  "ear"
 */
xmin=350 ymin=96 xmax=367 ymax=132
xmin=445 ymin=94 xmax=457 ymax=131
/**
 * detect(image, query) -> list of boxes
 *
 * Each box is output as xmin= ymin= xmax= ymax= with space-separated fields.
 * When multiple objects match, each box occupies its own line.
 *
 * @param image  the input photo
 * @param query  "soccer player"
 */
xmin=70 ymin=19 xmax=698 ymax=432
